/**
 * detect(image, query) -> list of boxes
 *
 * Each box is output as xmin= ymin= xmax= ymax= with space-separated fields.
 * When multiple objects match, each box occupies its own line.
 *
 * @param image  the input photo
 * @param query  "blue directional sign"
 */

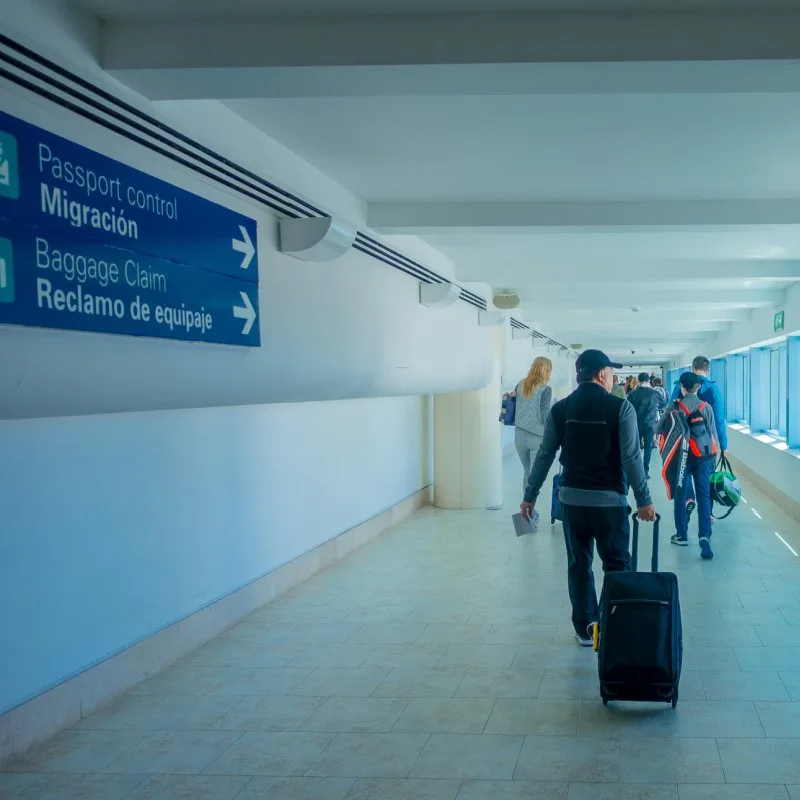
xmin=0 ymin=108 xmax=257 ymax=281
xmin=0 ymin=221 xmax=260 ymax=346
xmin=0 ymin=108 xmax=261 ymax=346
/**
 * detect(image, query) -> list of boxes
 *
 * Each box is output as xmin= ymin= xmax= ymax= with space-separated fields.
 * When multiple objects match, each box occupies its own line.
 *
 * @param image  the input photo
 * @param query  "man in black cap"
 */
xmin=520 ymin=349 xmax=656 ymax=646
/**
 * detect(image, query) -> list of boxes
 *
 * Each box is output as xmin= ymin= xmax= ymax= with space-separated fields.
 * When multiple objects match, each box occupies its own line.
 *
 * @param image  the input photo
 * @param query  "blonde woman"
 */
xmin=513 ymin=356 xmax=553 ymax=493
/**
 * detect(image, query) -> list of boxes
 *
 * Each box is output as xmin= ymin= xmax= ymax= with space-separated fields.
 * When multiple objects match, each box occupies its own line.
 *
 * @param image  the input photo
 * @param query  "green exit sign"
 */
xmin=774 ymin=310 xmax=785 ymax=332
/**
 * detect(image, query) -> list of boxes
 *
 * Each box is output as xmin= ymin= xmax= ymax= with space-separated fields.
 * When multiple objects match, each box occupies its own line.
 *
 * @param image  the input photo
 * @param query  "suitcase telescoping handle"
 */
xmin=631 ymin=512 xmax=661 ymax=573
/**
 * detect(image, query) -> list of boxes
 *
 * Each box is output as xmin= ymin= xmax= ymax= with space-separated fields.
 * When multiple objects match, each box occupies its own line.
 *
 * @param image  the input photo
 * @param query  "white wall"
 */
xmin=0 ymin=0 xmax=444 ymax=726
xmin=0 ymin=394 xmax=431 ymax=715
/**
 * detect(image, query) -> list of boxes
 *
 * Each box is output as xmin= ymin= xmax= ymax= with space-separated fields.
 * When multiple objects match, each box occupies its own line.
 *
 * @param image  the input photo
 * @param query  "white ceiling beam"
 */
xmin=103 ymin=10 xmax=800 ymax=99
xmin=528 ymin=308 xmax=751 ymax=323
xmin=370 ymin=200 xmax=800 ymax=233
xmin=458 ymin=259 xmax=800 ymax=283
xmin=552 ymin=320 xmax=728 ymax=333
xmin=517 ymin=287 xmax=784 ymax=307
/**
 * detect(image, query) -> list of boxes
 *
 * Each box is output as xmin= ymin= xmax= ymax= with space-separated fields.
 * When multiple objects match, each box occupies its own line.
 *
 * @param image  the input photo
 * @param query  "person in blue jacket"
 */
xmin=670 ymin=355 xmax=728 ymax=520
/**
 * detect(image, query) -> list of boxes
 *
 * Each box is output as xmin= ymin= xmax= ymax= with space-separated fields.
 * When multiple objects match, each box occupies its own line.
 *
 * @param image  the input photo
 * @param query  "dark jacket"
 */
xmin=627 ymin=385 xmax=664 ymax=427
xmin=670 ymin=374 xmax=728 ymax=450
xmin=524 ymin=382 xmax=652 ymax=509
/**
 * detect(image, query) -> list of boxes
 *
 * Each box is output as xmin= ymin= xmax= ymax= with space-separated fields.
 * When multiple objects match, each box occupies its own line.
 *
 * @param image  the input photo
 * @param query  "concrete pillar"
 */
xmin=434 ymin=328 xmax=503 ymax=510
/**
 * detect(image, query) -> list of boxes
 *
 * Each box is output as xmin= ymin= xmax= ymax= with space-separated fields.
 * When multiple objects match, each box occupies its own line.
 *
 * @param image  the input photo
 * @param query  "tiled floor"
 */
xmin=5 ymin=455 xmax=800 ymax=799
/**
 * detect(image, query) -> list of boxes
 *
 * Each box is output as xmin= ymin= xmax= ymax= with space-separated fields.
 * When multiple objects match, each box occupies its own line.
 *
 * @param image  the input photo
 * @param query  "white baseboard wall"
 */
xmin=0 ymin=484 xmax=433 ymax=766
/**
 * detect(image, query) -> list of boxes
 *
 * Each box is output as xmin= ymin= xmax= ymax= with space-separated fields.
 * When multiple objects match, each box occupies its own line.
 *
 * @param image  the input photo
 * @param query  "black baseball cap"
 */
xmin=679 ymin=371 xmax=701 ymax=392
xmin=575 ymin=349 xmax=622 ymax=377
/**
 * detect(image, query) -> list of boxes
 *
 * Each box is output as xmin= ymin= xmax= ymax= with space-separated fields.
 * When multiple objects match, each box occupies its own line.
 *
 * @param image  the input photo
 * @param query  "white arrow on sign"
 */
xmin=232 ymin=225 xmax=255 ymax=270
xmin=233 ymin=290 xmax=257 ymax=335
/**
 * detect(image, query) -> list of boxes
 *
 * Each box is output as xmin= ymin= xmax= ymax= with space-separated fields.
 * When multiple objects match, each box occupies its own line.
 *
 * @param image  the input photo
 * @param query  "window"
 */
xmin=725 ymin=353 xmax=748 ymax=423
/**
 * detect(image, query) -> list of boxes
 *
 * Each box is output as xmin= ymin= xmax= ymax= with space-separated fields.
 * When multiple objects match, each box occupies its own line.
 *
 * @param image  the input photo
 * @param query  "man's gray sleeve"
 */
xmin=523 ymin=411 xmax=560 ymax=504
xmin=619 ymin=402 xmax=653 ymax=508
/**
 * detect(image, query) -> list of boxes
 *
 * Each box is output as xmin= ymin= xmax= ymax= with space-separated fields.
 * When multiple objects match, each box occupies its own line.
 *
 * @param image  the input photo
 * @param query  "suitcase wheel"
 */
xmin=602 ymin=696 xmax=609 ymax=707
xmin=671 ymin=692 xmax=678 ymax=709
xmin=550 ymin=518 xmax=555 ymax=525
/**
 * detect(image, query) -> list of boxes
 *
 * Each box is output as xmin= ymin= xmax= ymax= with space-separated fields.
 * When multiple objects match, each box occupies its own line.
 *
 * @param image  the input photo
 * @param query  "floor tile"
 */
xmin=677 ymin=787 xmax=792 ymax=800
xmin=458 ymin=780 xmax=569 ymax=799
xmin=121 ymin=774 xmax=251 ymax=800
xmin=210 ymin=695 xmax=326 ymax=731
xmin=233 ymin=776 xmax=355 ymax=799
xmin=577 ymin=700 xmax=671 ymax=737
xmin=8 ymin=730 xmax=149 ymax=773
xmin=681 ymin=647 xmax=740 ymax=671
xmin=372 ymin=669 xmax=466 ymax=698
xmin=688 ymin=626 xmax=761 ymax=648
xmin=303 ymin=697 xmax=409 ymax=732
xmin=292 ymin=667 xmax=390 ymax=697
xmin=129 ymin=666 xmax=240 ymax=696
xmin=756 ymin=625 xmax=800 ymax=646
xmin=735 ymin=647 xmax=800 ymax=671
xmin=514 ymin=644 xmax=594 ymax=670
xmin=102 ymin=731 xmax=242 ymax=775
xmin=0 ymin=774 xmax=42 ymax=798
xmin=567 ymin=784 xmax=678 ymax=800
xmin=410 ymin=734 xmax=523 ymax=780
xmin=669 ymin=701 xmax=764 ymax=737
xmin=16 ymin=774 xmax=145 ymax=800
xmin=514 ymin=736 xmax=619 ymax=782
xmin=754 ymin=701 xmax=800 ymax=736
xmin=485 ymin=699 xmax=580 ymax=735
xmin=717 ymin=737 xmax=800 ymax=782
xmin=718 ymin=609 xmax=789 ymax=626
xmin=454 ymin=669 xmax=542 ymax=699
xmin=306 ymin=732 xmax=430 ymax=778
xmin=210 ymin=666 xmax=315 ymax=695
xmin=288 ymin=645 xmax=379 ymax=669
xmin=392 ymin=698 xmax=494 ymax=734
xmin=618 ymin=738 xmax=724 ymax=783
xmin=405 ymin=606 xmax=476 ymax=625
xmin=700 ymin=671 xmax=791 ymax=701
xmin=779 ymin=671 xmax=800 ymax=700
xmin=484 ymin=624 xmax=557 ymax=645
xmin=366 ymin=646 xmax=449 ymax=670
xmin=415 ymin=626 xmax=491 ymax=646
xmin=537 ymin=670 xmax=600 ymax=700
xmin=345 ymin=777 xmax=461 ymax=799
xmin=202 ymin=731 xmax=335 ymax=776
xmin=348 ymin=624 xmax=429 ymax=645
xmin=436 ymin=646 xmax=518 ymax=670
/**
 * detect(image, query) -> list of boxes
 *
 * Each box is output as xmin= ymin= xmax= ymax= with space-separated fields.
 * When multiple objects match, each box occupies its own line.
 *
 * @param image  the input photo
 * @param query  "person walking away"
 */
xmin=512 ymin=356 xmax=553 ymax=494
xmin=611 ymin=374 xmax=625 ymax=399
xmin=659 ymin=372 xmax=719 ymax=559
xmin=628 ymin=376 xmax=640 ymax=395
xmin=652 ymin=377 xmax=668 ymax=407
xmin=627 ymin=372 xmax=665 ymax=480
xmin=669 ymin=356 xmax=728 ymax=522
xmin=520 ymin=350 xmax=656 ymax=646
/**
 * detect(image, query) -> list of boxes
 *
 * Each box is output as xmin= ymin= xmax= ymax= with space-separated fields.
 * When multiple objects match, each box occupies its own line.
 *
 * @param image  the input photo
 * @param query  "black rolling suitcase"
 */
xmin=550 ymin=471 xmax=562 ymax=525
xmin=596 ymin=512 xmax=682 ymax=707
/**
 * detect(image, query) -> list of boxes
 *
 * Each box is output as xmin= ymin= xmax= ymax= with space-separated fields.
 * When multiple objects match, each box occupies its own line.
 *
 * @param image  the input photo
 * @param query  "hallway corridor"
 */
xmin=5 ymin=456 xmax=800 ymax=800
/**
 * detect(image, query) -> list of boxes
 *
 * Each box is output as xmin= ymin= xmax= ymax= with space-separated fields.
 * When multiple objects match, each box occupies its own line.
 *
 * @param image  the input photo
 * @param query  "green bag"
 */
xmin=710 ymin=455 xmax=741 ymax=520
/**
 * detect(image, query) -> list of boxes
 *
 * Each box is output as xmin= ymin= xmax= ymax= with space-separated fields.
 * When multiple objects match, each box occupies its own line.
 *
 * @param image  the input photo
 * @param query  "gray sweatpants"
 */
xmin=515 ymin=428 xmax=543 ymax=495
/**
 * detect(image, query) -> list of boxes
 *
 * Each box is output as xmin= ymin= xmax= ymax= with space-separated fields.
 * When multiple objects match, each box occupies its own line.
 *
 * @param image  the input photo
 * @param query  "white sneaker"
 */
xmin=575 ymin=623 xmax=597 ymax=647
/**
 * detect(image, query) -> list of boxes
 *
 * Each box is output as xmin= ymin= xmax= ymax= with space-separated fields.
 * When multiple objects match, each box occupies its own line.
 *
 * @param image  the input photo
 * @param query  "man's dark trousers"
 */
xmin=639 ymin=422 xmax=655 ymax=477
xmin=562 ymin=504 xmax=631 ymax=636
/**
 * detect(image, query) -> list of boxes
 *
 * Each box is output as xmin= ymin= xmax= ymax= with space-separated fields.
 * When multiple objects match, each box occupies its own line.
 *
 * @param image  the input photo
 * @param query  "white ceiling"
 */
xmin=77 ymin=0 xmax=800 ymax=364
xmin=73 ymin=0 xmax=800 ymax=21
xmin=227 ymin=94 xmax=800 ymax=203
